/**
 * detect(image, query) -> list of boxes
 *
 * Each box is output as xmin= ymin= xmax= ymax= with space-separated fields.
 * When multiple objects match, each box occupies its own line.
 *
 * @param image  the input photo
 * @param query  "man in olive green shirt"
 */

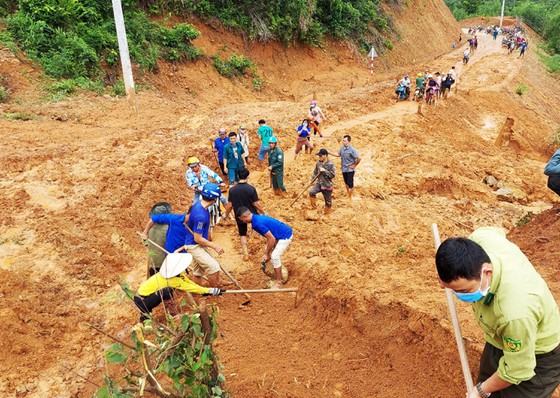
xmin=268 ymin=136 xmax=286 ymax=195
xmin=436 ymin=227 xmax=560 ymax=398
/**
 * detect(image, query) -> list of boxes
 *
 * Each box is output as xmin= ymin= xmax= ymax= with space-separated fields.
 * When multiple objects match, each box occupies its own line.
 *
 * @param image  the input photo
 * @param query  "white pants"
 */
xmin=271 ymin=236 xmax=292 ymax=268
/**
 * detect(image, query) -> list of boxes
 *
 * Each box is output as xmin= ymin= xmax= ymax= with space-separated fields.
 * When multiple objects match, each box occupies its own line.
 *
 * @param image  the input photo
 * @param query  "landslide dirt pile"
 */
xmin=0 ymin=8 xmax=559 ymax=398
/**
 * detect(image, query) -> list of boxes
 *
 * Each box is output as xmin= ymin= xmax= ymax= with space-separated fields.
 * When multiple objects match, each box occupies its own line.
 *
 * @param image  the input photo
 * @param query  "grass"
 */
xmin=4 ymin=112 xmax=35 ymax=121
xmin=515 ymin=211 xmax=535 ymax=228
xmin=0 ymin=29 xmax=18 ymax=54
xmin=515 ymin=84 xmax=528 ymax=96
xmin=537 ymin=46 xmax=560 ymax=74
xmin=47 ymin=77 xmax=104 ymax=101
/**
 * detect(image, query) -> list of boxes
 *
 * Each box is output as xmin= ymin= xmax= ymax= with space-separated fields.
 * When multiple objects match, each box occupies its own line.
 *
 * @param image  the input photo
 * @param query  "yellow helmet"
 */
xmin=187 ymin=156 xmax=200 ymax=166
xmin=417 ymin=72 xmax=423 ymax=77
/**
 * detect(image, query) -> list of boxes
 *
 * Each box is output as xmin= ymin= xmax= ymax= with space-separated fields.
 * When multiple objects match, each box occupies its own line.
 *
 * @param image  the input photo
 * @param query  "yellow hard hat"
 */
xmin=417 ymin=72 xmax=423 ymax=77
xmin=187 ymin=156 xmax=200 ymax=166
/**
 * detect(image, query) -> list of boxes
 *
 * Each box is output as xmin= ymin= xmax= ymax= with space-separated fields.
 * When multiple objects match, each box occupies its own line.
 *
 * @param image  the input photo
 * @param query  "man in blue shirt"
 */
xmin=544 ymin=149 xmax=560 ymax=198
xmin=174 ymin=183 xmax=224 ymax=287
xmin=213 ymin=128 xmax=230 ymax=175
xmin=237 ymin=207 xmax=292 ymax=288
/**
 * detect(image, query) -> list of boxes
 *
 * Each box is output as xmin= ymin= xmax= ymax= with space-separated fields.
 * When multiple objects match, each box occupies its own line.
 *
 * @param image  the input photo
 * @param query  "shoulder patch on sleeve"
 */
xmin=504 ymin=337 xmax=522 ymax=352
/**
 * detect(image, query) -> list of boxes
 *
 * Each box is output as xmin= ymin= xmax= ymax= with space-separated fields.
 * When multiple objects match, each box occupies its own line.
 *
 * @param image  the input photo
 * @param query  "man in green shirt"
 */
xmin=268 ymin=136 xmax=286 ymax=195
xmin=257 ymin=119 xmax=274 ymax=164
xmin=436 ymin=227 xmax=560 ymax=398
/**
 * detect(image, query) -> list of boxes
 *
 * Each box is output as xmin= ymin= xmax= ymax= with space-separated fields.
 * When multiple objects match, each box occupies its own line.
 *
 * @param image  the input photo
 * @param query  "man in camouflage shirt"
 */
xmin=309 ymin=148 xmax=336 ymax=213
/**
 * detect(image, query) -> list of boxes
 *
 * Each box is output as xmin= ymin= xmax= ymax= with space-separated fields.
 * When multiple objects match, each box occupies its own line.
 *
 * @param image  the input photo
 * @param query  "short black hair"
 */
xmin=228 ymin=132 xmax=237 ymax=137
xmin=236 ymin=206 xmax=251 ymax=218
xmin=343 ymin=135 xmax=351 ymax=141
xmin=258 ymin=119 xmax=266 ymax=125
xmin=238 ymin=168 xmax=250 ymax=179
xmin=435 ymin=238 xmax=491 ymax=283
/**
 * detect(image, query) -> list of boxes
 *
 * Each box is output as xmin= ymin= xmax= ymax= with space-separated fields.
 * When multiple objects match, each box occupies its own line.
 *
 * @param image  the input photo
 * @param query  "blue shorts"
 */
xmin=258 ymin=145 xmax=269 ymax=161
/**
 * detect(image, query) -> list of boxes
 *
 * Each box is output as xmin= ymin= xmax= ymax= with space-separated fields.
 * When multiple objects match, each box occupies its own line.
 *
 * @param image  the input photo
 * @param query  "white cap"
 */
xmin=159 ymin=253 xmax=193 ymax=278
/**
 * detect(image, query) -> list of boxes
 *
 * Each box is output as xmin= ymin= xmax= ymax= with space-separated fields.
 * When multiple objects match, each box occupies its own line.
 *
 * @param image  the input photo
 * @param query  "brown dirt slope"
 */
xmin=0 ymin=7 xmax=559 ymax=398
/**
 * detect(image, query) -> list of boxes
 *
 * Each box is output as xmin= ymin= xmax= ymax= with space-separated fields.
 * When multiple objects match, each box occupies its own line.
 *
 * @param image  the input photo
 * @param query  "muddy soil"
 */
xmin=0 ymin=15 xmax=559 ymax=398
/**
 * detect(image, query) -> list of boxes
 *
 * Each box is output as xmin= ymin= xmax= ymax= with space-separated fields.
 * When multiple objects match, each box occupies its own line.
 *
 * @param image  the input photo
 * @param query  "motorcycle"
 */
xmin=395 ymin=84 xmax=408 ymax=101
xmin=414 ymin=86 xmax=425 ymax=101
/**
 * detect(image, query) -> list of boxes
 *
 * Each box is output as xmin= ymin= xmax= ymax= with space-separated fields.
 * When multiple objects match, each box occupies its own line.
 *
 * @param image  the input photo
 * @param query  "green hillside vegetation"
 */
xmin=445 ymin=0 xmax=560 ymax=71
xmin=0 ymin=0 xmax=391 ymax=96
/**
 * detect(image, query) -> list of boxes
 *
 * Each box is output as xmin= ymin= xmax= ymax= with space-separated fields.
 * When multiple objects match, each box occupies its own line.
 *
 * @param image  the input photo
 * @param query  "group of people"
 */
xmin=396 ymin=67 xmax=457 ymax=104
xmin=132 ymin=107 xmax=364 ymax=321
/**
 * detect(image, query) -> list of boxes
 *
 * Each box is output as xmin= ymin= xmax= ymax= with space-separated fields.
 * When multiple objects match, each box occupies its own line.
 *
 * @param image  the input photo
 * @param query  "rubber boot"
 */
xmin=309 ymin=196 xmax=317 ymax=209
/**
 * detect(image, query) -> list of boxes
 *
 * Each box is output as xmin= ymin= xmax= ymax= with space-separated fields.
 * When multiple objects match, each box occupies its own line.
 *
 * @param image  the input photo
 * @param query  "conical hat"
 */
xmin=159 ymin=253 xmax=193 ymax=278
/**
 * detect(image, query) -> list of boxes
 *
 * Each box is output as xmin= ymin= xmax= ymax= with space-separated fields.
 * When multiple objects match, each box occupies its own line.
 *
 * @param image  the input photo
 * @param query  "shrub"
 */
xmin=5 ymin=4 xmax=202 ymax=84
xmin=213 ymin=54 xmax=253 ymax=78
xmin=112 ymin=79 xmax=126 ymax=96
xmin=515 ymin=84 xmax=528 ymax=96
xmin=95 ymin=286 xmax=226 ymax=398
xmin=383 ymin=38 xmax=393 ymax=50
xmin=252 ymin=76 xmax=264 ymax=91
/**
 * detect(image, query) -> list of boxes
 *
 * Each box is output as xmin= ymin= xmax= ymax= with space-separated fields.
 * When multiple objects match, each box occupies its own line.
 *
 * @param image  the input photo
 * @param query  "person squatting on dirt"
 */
xmin=544 ymin=148 xmax=560 ymax=198
xmin=174 ymin=183 xmax=224 ymax=287
xmin=257 ymin=119 xmax=274 ymax=163
xmin=224 ymin=168 xmax=265 ymax=260
xmin=213 ymin=128 xmax=230 ymax=175
xmin=141 ymin=202 xmax=172 ymax=277
xmin=223 ymin=131 xmax=245 ymax=185
xmin=308 ymin=100 xmax=326 ymax=137
xmin=134 ymin=253 xmax=223 ymax=322
xmin=436 ymin=227 xmax=560 ymax=398
xmin=309 ymin=148 xmax=336 ymax=213
xmin=338 ymin=135 xmax=361 ymax=198
xmin=268 ymin=136 xmax=286 ymax=195
xmin=295 ymin=118 xmax=314 ymax=156
xmin=141 ymin=204 xmax=189 ymax=275
xmin=236 ymin=207 xmax=293 ymax=289
xmin=238 ymin=126 xmax=250 ymax=165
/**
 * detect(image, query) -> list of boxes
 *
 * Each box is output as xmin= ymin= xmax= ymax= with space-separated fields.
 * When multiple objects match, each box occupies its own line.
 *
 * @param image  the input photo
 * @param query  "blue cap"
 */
xmin=201 ymin=183 xmax=221 ymax=200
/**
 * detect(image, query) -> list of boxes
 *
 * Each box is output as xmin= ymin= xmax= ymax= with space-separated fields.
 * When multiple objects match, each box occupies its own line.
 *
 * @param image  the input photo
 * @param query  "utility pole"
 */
xmin=111 ymin=0 xmax=136 ymax=101
xmin=499 ymin=0 xmax=506 ymax=28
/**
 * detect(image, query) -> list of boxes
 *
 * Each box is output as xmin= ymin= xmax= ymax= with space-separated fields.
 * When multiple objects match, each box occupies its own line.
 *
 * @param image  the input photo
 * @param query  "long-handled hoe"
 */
xmin=431 ymin=223 xmax=474 ymax=395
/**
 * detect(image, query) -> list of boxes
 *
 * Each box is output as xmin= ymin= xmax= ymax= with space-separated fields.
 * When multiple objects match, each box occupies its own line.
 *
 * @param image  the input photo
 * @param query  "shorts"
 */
xmin=258 ymin=145 xmax=269 ymax=161
xmin=236 ymin=219 xmax=248 ymax=236
xmin=478 ymin=343 xmax=560 ymax=397
xmin=185 ymin=244 xmax=221 ymax=276
xmin=271 ymin=236 xmax=292 ymax=268
xmin=296 ymin=138 xmax=313 ymax=154
xmin=342 ymin=171 xmax=355 ymax=189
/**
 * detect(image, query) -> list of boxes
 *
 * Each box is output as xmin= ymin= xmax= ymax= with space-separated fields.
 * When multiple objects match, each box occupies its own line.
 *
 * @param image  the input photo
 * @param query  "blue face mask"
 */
xmin=453 ymin=272 xmax=489 ymax=303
